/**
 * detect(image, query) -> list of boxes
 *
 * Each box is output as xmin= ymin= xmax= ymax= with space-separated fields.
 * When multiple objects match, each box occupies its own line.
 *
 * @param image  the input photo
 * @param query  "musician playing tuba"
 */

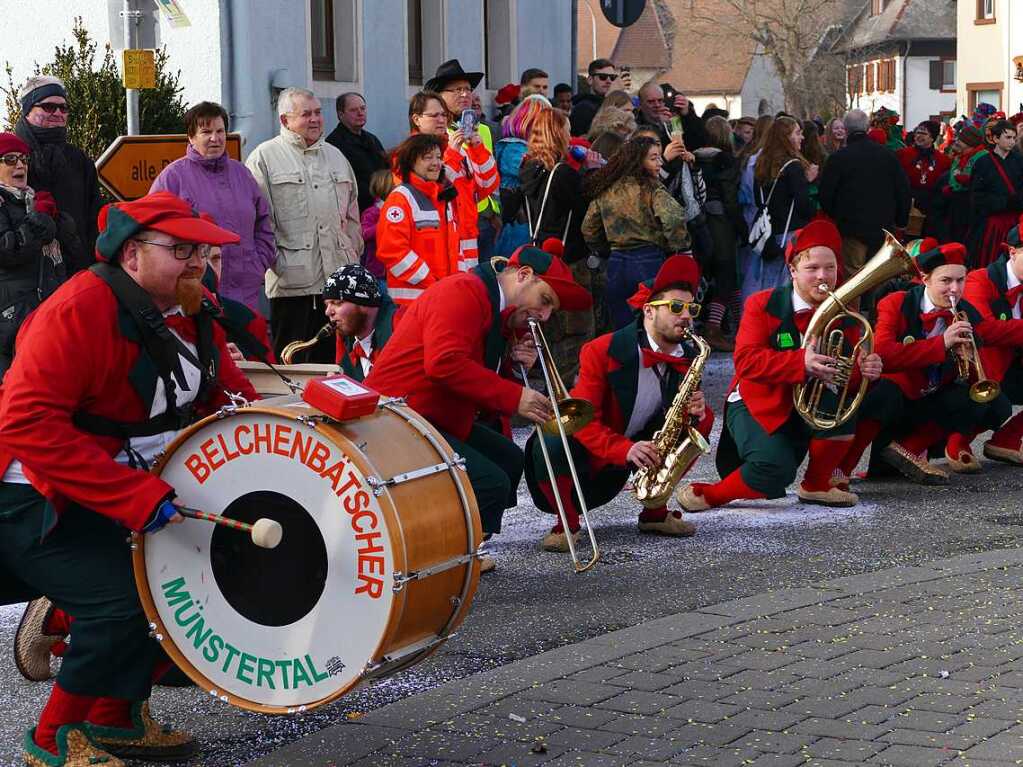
xmin=524 ymin=256 xmax=714 ymax=552
xmin=678 ymin=220 xmax=888 ymax=512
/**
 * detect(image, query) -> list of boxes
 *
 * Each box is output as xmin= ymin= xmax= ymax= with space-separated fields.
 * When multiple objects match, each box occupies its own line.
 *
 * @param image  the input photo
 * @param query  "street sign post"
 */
xmin=600 ymin=0 xmax=646 ymax=28
xmin=96 ymin=134 xmax=243 ymax=200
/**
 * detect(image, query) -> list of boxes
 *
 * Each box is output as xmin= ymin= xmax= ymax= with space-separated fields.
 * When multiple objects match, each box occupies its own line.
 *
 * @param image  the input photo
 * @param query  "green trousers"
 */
xmin=439 ymin=422 xmax=523 ymax=535
xmin=0 ymin=482 xmax=162 ymax=700
xmin=523 ymin=431 xmax=631 ymax=515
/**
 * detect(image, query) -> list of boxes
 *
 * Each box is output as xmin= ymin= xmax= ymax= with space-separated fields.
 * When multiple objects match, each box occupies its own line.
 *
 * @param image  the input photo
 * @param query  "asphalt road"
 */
xmin=3 ymin=353 xmax=1023 ymax=766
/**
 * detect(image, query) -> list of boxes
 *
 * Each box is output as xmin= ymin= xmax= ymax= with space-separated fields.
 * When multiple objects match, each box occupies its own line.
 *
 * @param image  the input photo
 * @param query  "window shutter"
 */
xmin=929 ymin=60 xmax=942 ymax=90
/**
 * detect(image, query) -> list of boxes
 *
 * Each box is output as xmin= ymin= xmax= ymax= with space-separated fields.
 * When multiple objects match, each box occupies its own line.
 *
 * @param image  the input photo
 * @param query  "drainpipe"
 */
xmin=902 ymin=40 xmax=910 ymax=126
xmin=221 ymin=0 xmax=257 ymax=154
xmin=571 ymin=0 xmax=579 ymax=91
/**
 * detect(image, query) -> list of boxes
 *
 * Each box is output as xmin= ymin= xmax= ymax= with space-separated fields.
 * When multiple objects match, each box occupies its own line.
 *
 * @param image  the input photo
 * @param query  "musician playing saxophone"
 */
xmin=322 ymin=264 xmax=397 ymax=381
xmin=525 ymin=256 xmax=713 ymax=552
xmin=678 ymin=219 xmax=887 ymax=512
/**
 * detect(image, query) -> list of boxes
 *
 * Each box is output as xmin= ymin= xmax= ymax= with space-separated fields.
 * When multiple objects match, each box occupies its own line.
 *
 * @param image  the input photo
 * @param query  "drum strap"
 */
xmin=72 ymin=263 xmax=218 ymax=440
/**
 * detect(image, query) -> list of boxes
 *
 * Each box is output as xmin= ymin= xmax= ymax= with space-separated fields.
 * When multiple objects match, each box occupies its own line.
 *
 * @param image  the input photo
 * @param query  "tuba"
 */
xmin=633 ymin=329 xmax=711 ymax=508
xmin=793 ymin=230 xmax=917 ymax=429
xmin=280 ymin=323 xmax=335 ymax=364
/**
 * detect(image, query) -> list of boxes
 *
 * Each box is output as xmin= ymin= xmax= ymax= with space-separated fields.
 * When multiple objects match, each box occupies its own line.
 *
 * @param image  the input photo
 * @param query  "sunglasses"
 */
xmin=646 ymin=299 xmax=701 ymax=317
xmin=0 ymin=153 xmax=30 ymax=167
xmin=35 ymin=102 xmax=70 ymax=114
xmin=593 ymin=73 xmax=618 ymax=82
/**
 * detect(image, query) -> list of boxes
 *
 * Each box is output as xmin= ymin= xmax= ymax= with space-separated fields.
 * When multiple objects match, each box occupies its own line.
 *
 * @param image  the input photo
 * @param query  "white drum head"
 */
xmin=146 ymin=410 xmax=396 ymax=710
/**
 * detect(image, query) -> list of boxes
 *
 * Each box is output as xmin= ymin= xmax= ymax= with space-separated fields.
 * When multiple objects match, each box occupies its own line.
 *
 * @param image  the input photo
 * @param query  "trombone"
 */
xmin=519 ymin=317 xmax=600 ymax=573
xmin=948 ymin=295 xmax=1000 ymax=403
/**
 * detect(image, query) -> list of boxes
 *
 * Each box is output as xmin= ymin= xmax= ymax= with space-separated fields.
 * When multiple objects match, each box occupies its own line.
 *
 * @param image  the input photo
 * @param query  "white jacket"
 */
xmin=246 ymin=127 xmax=364 ymax=298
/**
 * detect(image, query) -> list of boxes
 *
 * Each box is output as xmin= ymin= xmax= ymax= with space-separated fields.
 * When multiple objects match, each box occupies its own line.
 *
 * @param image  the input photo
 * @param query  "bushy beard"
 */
xmin=176 ymin=273 xmax=204 ymax=316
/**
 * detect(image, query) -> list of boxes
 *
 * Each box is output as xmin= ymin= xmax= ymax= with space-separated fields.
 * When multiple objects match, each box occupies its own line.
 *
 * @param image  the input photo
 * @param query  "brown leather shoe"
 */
xmin=14 ymin=598 xmax=61 ymax=682
xmin=541 ymin=530 xmax=579 ymax=553
xmin=479 ymin=556 xmax=496 ymax=574
xmin=88 ymin=702 xmax=196 ymax=762
xmin=676 ymin=484 xmax=711 ymax=512
xmin=946 ymin=445 xmax=982 ymax=474
xmin=703 ymin=323 xmax=735 ymax=353
xmin=23 ymin=725 xmax=124 ymax=767
xmin=797 ymin=484 xmax=859 ymax=507
xmin=638 ymin=510 xmax=696 ymax=537
xmin=983 ymin=441 xmax=1023 ymax=466
xmin=881 ymin=443 xmax=950 ymax=485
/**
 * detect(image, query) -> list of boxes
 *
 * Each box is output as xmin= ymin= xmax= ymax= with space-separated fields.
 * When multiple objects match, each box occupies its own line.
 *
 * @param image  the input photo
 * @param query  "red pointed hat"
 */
xmin=95 ymin=191 xmax=241 ymax=262
xmin=627 ymin=255 xmax=701 ymax=309
xmin=785 ymin=218 xmax=842 ymax=265
xmin=505 ymin=238 xmax=592 ymax=311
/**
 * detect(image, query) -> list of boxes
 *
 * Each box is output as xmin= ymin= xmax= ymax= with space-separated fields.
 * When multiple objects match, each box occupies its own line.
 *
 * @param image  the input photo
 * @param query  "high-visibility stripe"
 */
xmin=390 ymin=251 xmax=420 ymax=278
xmin=474 ymin=156 xmax=496 ymax=175
xmin=458 ymin=258 xmax=479 ymax=271
xmin=459 ymin=238 xmax=478 ymax=254
xmin=406 ymin=262 xmax=431 ymax=285
xmin=392 ymin=186 xmax=441 ymax=222
xmin=390 ymin=287 xmax=425 ymax=301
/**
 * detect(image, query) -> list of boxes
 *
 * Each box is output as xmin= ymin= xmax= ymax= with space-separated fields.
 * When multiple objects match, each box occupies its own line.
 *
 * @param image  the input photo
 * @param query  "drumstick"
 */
xmin=176 ymin=507 xmax=283 ymax=549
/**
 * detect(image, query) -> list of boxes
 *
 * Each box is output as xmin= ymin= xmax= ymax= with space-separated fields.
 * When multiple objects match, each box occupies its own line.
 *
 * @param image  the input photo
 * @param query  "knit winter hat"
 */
xmin=19 ymin=75 xmax=67 ymax=116
xmin=785 ymin=218 xmax=843 ymax=265
xmin=323 ymin=264 xmax=382 ymax=307
xmin=0 ymin=133 xmax=30 ymax=156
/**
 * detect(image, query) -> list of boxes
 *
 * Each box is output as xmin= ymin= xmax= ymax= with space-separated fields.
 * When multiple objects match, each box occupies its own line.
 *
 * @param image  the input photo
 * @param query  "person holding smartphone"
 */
xmin=570 ymin=58 xmax=618 ymax=137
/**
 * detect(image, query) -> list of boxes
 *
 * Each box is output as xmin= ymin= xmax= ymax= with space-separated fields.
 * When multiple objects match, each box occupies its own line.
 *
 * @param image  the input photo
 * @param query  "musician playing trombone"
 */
xmin=678 ymin=219 xmax=888 ymax=511
xmin=365 ymin=242 xmax=591 ymax=571
xmin=524 ymin=256 xmax=714 ymax=551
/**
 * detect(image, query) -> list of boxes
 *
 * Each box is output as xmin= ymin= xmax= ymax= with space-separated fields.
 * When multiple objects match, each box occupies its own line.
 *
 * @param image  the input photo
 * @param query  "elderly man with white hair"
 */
xmin=245 ymin=87 xmax=363 ymax=362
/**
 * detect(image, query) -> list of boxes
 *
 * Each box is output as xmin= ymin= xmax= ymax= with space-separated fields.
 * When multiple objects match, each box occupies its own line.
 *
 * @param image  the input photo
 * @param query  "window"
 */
xmin=408 ymin=0 xmax=423 ymax=85
xmin=968 ymin=83 xmax=1002 ymax=111
xmin=866 ymin=61 xmax=876 ymax=93
xmin=311 ymin=0 xmax=334 ymax=80
xmin=929 ymin=59 xmax=955 ymax=92
xmin=976 ymin=0 xmax=995 ymax=23
xmin=881 ymin=59 xmax=896 ymax=93
xmin=847 ymin=65 xmax=862 ymax=97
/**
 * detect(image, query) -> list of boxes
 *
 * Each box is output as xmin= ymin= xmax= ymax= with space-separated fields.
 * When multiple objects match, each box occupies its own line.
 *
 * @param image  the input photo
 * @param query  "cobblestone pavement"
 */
xmin=248 ymin=549 xmax=1023 ymax=767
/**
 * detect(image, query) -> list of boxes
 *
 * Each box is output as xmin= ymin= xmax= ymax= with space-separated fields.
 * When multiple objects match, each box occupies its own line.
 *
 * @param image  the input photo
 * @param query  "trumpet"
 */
xmin=519 ymin=318 xmax=600 ymax=573
xmin=281 ymin=323 xmax=335 ymax=364
xmin=948 ymin=295 xmax=1000 ymax=403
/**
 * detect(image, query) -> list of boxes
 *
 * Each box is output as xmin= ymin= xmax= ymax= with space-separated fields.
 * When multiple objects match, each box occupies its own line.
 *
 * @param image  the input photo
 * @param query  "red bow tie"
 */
xmin=794 ymin=308 xmax=813 ymax=334
xmin=163 ymin=313 xmax=197 ymax=342
xmin=641 ymin=347 xmax=691 ymax=374
xmin=1006 ymin=284 xmax=1023 ymax=309
xmin=349 ymin=341 xmax=370 ymax=369
xmin=920 ymin=308 xmax=953 ymax=333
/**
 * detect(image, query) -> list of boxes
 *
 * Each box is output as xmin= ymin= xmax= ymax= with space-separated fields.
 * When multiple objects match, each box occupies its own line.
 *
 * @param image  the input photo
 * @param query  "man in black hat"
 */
xmin=323 ymin=264 xmax=397 ymax=381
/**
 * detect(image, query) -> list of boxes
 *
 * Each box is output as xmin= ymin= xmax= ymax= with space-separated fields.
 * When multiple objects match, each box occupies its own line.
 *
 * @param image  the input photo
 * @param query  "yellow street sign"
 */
xmin=123 ymin=49 xmax=156 ymax=90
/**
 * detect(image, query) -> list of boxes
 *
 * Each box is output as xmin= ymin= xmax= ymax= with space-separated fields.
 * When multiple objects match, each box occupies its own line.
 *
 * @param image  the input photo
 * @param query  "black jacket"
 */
xmin=518 ymin=161 xmax=588 ymax=263
xmin=14 ymin=118 xmax=100 ymax=274
xmin=569 ymin=94 xmax=603 ymax=137
xmin=819 ymin=131 xmax=911 ymax=252
xmin=325 ymin=122 xmax=389 ymax=213
xmin=635 ymin=109 xmax=708 ymax=152
xmin=753 ymin=160 xmax=813 ymax=236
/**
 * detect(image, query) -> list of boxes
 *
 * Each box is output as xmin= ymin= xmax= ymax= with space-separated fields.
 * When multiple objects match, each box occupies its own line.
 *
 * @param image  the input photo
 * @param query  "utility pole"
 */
xmin=123 ymin=0 xmax=140 ymax=135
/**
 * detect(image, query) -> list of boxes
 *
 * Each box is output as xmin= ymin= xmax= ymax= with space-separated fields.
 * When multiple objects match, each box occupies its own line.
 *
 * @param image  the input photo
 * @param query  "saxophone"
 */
xmin=280 ymin=323 xmax=335 ymax=364
xmin=633 ymin=329 xmax=712 ymax=509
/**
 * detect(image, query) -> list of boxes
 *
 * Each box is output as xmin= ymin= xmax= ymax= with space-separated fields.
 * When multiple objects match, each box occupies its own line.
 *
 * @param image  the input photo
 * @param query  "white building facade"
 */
xmin=4 ymin=0 xmax=575 ymax=154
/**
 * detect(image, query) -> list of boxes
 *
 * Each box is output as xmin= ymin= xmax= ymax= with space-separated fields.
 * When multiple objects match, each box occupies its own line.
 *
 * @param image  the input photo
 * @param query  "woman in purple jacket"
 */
xmin=151 ymin=101 xmax=276 ymax=311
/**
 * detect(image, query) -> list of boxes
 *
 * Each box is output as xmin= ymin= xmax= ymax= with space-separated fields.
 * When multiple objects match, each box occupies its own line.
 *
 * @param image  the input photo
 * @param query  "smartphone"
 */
xmin=459 ymin=109 xmax=478 ymax=136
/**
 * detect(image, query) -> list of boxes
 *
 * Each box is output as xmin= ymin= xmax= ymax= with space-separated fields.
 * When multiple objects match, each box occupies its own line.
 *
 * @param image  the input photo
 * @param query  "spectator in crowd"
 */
xmin=151 ymin=101 xmax=275 ymax=312
xmin=896 ymin=120 xmax=951 ymax=238
xmin=246 ymin=87 xmax=363 ymax=362
xmin=553 ymin=83 xmax=573 ymax=114
xmin=14 ymin=75 xmax=98 ymax=273
xmin=409 ymin=89 xmax=499 ymax=271
xmin=944 ymin=122 xmax=988 ymax=244
xmin=201 ymin=236 xmax=276 ymax=364
xmin=801 ymin=119 xmax=827 ymax=213
xmin=633 ymin=81 xmax=708 ymax=150
xmin=583 ymin=136 xmax=689 ymax=328
xmin=823 ymin=117 xmax=847 ymax=154
xmin=494 ymin=82 xmax=522 ymax=123
xmin=819 ymin=109 xmax=909 ymax=286
xmin=571 ymin=59 xmax=618 ymax=137
xmin=425 ymin=59 xmax=501 ymax=264
xmin=968 ymin=119 xmax=1023 ymax=268
xmin=359 ymin=168 xmax=395 ymax=282
xmin=495 ymin=96 xmax=551 ymax=256
xmin=733 ymin=117 xmax=756 ymax=154
xmin=519 ymin=109 xmax=592 ymax=382
xmin=325 ymin=92 xmax=389 ymax=213
xmin=745 ymin=117 xmax=815 ymax=301
xmin=589 ymin=131 xmax=625 ymax=164
xmin=693 ymin=116 xmax=746 ymax=350
xmin=586 ymin=106 xmax=637 ymax=141
xmin=0 ymin=133 xmax=69 ymax=379
xmin=520 ymin=67 xmax=550 ymax=98
xmin=375 ymin=134 xmax=459 ymax=310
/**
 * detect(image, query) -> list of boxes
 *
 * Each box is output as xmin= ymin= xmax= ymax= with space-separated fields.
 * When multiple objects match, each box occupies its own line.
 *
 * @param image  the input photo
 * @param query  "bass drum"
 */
xmin=132 ymin=400 xmax=481 ymax=714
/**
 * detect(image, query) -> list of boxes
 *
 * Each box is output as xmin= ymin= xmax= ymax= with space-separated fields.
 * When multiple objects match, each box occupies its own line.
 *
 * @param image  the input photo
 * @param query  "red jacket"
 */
xmin=364 ymin=265 xmax=522 ymax=440
xmin=444 ymin=140 xmax=499 ymax=270
xmin=963 ymin=257 xmax=1023 ymax=380
xmin=0 ymin=271 xmax=258 ymax=531
xmin=897 ymin=146 xmax=951 ymax=194
xmin=572 ymin=322 xmax=713 ymax=472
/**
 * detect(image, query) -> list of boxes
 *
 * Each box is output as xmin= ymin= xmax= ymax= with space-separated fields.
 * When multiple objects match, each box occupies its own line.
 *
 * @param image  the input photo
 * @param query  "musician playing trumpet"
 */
xmin=525 ymin=256 xmax=714 ymax=551
xmin=678 ymin=219 xmax=888 ymax=511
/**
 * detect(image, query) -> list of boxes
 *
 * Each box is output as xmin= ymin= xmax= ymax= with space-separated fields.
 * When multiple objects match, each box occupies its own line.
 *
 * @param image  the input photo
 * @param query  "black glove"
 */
xmin=22 ymin=210 xmax=56 ymax=244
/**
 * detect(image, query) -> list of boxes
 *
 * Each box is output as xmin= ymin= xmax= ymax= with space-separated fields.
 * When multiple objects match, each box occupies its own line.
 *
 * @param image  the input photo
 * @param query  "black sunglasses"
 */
xmin=35 ymin=103 xmax=70 ymax=114
xmin=593 ymin=73 xmax=618 ymax=82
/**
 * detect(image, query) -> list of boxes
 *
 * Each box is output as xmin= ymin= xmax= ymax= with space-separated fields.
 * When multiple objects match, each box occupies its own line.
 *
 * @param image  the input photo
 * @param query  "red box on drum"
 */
xmin=302 ymin=375 xmax=380 ymax=421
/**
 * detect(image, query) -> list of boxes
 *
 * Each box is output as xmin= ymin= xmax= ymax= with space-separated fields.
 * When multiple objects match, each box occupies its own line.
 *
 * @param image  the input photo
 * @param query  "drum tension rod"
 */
xmin=365 ymin=634 xmax=451 ymax=674
xmin=366 ymin=455 xmax=468 ymax=496
xmin=392 ymin=549 xmax=485 ymax=591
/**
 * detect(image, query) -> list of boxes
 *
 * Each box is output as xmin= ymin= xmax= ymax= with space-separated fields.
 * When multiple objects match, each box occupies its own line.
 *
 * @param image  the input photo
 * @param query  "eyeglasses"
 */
xmin=593 ymin=73 xmax=618 ymax=82
xmin=133 ymin=239 xmax=206 ymax=261
xmin=35 ymin=102 xmax=70 ymax=114
xmin=441 ymin=87 xmax=473 ymax=96
xmin=418 ymin=111 xmax=447 ymax=120
xmin=0 ymin=153 xmax=30 ymax=167
xmin=646 ymin=299 xmax=701 ymax=317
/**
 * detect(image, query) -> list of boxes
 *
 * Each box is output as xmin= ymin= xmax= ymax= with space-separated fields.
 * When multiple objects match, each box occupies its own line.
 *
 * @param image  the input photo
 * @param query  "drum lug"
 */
xmin=147 ymin=622 xmax=163 ymax=641
xmin=225 ymin=391 xmax=250 ymax=409
xmin=297 ymin=414 xmax=329 ymax=428
xmin=215 ymin=404 xmax=238 ymax=419
xmin=392 ymin=551 xmax=482 ymax=591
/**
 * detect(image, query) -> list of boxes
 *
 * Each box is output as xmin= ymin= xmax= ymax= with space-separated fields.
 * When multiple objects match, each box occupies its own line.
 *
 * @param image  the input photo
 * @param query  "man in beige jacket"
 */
xmin=246 ymin=87 xmax=363 ymax=362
